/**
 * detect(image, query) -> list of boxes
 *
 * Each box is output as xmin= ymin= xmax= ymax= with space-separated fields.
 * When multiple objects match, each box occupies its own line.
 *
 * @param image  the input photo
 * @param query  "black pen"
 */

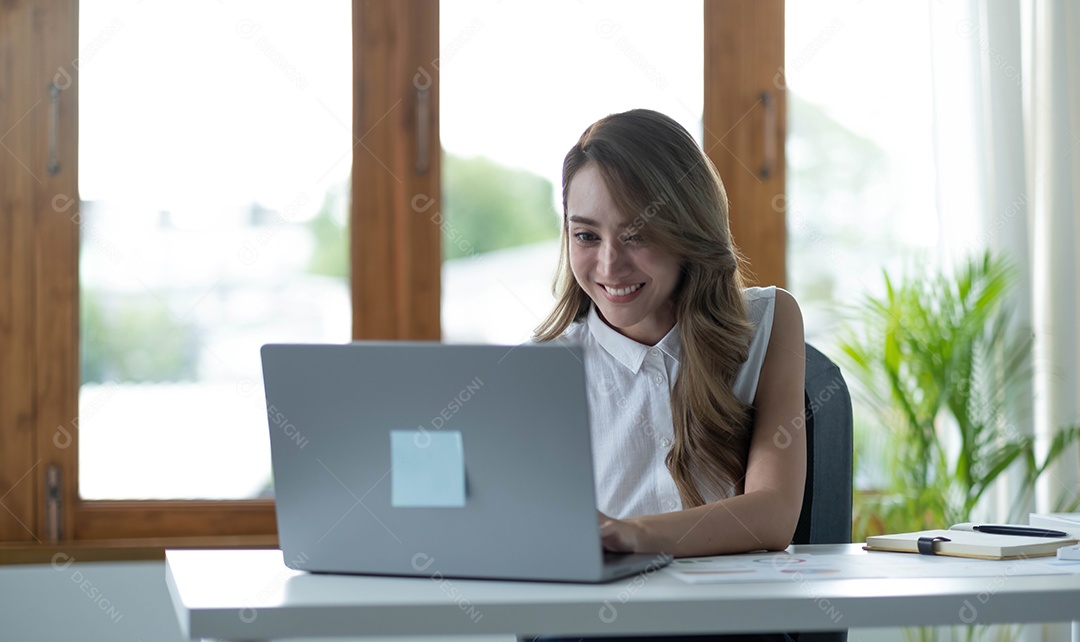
xmin=972 ymin=524 xmax=1069 ymax=538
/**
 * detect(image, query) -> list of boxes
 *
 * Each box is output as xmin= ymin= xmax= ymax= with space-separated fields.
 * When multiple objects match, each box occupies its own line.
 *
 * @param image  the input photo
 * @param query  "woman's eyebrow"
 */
xmin=567 ymin=215 xmax=598 ymax=225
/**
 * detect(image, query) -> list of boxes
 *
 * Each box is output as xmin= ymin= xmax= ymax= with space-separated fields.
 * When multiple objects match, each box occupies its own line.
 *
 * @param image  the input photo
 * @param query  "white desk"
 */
xmin=165 ymin=545 xmax=1080 ymax=641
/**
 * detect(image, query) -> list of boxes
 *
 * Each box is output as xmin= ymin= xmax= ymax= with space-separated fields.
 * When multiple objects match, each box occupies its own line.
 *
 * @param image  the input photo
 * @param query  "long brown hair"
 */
xmin=534 ymin=109 xmax=755 ymax=507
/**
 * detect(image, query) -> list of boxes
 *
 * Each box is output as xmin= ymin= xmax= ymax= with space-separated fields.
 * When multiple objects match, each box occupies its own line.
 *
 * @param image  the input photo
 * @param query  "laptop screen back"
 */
xmin=262 ymin=342 xmax=607 ymax=582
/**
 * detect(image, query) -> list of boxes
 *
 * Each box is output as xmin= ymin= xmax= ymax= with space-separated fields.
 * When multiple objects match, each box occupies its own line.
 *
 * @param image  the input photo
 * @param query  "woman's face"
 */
xmin=566 ymin=163 xmax=681 ymax=346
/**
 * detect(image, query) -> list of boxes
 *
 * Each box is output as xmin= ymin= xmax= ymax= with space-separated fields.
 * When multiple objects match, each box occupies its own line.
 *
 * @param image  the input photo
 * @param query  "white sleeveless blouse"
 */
xmin=560 ymin=286 xmax=777 ymax=519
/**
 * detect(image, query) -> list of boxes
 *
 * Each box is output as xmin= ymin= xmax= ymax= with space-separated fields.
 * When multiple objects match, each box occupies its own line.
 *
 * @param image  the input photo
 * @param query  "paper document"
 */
xmin=666 ymin=550 xmax=1080 ymax=584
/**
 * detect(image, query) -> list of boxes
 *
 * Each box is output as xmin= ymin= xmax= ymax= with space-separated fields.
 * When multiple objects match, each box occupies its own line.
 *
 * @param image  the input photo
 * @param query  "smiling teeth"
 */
xmin=604 ymin=284 xmax=642 ymax=296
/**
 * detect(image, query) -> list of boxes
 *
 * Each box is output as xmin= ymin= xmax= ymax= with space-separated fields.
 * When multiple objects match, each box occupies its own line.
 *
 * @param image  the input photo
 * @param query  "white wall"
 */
xmin=0 ymin=561 xmax=186 ymax=642
xmin=0 ymin=560 xmax=505 ymax=642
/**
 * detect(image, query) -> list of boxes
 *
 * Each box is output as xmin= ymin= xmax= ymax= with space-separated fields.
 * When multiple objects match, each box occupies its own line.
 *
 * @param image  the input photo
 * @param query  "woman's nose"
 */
xmin=598 ymin=240 xmax=628 ymax=276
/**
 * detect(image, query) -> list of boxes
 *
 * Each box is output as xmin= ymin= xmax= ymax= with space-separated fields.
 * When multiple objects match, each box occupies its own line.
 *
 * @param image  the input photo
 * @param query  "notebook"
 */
xmin=261 ymin=342 xmax=671 ymax=583
xmin=865 ymin=523 xmax=1078 ymax=560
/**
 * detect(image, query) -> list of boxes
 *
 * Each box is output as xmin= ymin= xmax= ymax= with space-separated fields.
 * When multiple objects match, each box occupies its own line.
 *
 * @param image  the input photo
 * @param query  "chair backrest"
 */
xmin=791 ymin=343 xmax=853 ymax=546
xmin=790 ymin=344 xmax=853 ymax=642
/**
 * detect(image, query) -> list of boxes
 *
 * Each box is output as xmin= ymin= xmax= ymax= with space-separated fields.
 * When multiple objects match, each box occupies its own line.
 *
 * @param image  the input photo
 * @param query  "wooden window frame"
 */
xmin=0 ymin=0 xmax=782 ymax=559
xmin=705 ymin=0 xmax=786 ymax=289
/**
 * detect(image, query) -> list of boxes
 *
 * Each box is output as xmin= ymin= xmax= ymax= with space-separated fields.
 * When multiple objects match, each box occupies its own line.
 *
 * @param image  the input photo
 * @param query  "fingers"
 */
xmin=599 ymin=519 xmax=635 ymax=553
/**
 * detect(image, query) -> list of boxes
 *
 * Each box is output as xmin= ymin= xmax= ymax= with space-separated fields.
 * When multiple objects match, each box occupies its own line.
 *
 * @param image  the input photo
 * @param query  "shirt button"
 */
xmin=667 ymin=500 xmax=678 ymax=510
xmin=649 ymin=348 xmax=660 ymax=356
xmin=653 ymin=374 xmax=664 ymax=386
xmin=660 ymin=438 xmax=671 ymax=448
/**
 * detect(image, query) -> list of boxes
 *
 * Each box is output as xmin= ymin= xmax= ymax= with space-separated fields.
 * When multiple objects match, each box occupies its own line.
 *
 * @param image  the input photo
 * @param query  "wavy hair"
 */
xmin=534 ymin=109 xmax=755 ymax=506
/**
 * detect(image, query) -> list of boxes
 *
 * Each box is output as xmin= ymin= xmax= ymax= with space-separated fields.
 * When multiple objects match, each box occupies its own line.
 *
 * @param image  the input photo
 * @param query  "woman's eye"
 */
xmin=624 ymin=234 xmax=645 ymax=244
xmin=573 ymin=231 xmax=598 ymax=242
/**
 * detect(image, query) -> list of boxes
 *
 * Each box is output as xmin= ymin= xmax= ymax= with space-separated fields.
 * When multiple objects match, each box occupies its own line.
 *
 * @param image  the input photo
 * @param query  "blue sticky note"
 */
xmin=390 ymin=430 xmax=466 ymax=507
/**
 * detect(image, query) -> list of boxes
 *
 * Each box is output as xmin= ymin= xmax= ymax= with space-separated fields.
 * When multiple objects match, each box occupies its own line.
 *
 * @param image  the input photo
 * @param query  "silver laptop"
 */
xmin=261 ymin=342 xmax=671 ymax=583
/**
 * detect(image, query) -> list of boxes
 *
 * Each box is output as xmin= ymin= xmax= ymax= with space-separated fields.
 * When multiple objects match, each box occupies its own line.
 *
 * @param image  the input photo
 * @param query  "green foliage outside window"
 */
xmin=440 ymin=154 xmax=559 ymax=260
xmin=305 ymin=154 xmax=559 ymax=273
xmin=81 ymin=288 xmax=199 ymax=384
xmin=307 ymin=189 xmax=349 ymax=279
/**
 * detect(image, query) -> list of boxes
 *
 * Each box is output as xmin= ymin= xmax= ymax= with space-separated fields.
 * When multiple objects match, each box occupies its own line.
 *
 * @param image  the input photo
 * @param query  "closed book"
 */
xmin=865 ymin=524 xmax=1078 ymax=560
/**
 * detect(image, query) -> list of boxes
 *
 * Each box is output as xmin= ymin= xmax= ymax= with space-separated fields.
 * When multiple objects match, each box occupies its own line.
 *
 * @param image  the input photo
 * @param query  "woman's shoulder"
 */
xmin=738 ymin=285 xmax=799 ymax=315
xmin=731 ymin=287 xmax=802 ymax=405
xmin=742 ymin=285 xmax=776 ymax=304
xmin=742 ymin=286 xmax=803 ymax=352
xmin=770 ymin=287 xmax=803 ymax=337
xmin=739 ymin=285 xmax=803 ymax=351
xmin=741 ymin=286 xmax=776 ymax=328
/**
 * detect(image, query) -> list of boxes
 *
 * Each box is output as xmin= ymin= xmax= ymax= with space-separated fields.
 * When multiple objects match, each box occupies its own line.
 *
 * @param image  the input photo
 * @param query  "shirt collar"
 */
xmin=586 ymin=305 xmax=681 ymax=374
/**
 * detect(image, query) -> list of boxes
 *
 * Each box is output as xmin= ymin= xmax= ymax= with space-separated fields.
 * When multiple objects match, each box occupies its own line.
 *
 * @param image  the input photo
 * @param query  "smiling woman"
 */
xmin=530 ymin=106 xmax=804 ymax=642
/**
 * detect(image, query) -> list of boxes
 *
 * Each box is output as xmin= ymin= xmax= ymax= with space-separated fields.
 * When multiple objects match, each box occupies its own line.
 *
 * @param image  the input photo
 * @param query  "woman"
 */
xmin=533 ymin=109 xmax=806 ymax=642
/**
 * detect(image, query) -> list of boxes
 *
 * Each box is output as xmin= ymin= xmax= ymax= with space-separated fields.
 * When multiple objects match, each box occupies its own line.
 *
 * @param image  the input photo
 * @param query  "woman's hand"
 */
xmin=597 ymin=510 xmax=648 ymax=553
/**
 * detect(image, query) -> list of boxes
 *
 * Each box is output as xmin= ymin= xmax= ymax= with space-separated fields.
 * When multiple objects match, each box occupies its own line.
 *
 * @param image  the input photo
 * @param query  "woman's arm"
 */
xmin=600 ymin=288 xmax=807 ymax=557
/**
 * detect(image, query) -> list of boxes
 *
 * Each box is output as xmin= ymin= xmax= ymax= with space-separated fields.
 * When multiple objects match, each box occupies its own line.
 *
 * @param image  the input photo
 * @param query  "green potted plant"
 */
xmin=838 ymin=252 xmax=1080 ymax=642
xmin=839 ymin=252 xmax=1080 ymax=539
xmin=833 ymin=249 xmax=1080 ymax=639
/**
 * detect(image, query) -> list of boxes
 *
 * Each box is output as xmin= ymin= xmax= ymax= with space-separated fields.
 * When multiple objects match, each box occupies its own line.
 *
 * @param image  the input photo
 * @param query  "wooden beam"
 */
xmin=704 ymin=0 xmax=786 ymax=288
xmin=31 ymin=0 xmax=80 ymax=544
xmin=72 ymin=501 xmax=277 ymax=540
xmin=0 ymin=535 xmax=278 ymax=565
xmin=0 ymin=0 xmax=43 ymax=543
xmin=352 ymin=0 xmax=441 ymax=340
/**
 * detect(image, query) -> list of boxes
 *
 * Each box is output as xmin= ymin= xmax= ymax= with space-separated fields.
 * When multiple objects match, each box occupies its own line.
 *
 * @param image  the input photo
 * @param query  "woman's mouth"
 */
xmin=601 ymin=283 xmax=644 ymax=299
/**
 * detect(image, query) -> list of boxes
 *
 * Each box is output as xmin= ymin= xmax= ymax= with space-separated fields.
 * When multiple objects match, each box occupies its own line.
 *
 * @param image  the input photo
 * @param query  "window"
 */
xmin=784 ymin=0 xmax=936 ymax=346
xmin=783 ymin=1 xmax=936 ymax=492
xmin=0 ymin=0 xmax=782 ymax=549
xmin=0 ymin=0 xmax=439 ymax=546
xmin=77 ymin=1 xmax=352 ymax=501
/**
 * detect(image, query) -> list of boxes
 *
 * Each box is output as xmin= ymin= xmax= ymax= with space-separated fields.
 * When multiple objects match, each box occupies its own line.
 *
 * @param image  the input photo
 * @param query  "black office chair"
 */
xmin=790 ymin=343 xmax=854 ymax=642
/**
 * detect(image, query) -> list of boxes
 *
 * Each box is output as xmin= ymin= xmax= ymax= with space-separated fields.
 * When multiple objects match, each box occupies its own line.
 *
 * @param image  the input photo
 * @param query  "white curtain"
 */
xmin=929 ymin=0 xmax=1080 ymax=519
xmin=1025 ymin=0 xmax=1080 ymax=513
xmin=929 ymin=3 xmax=1079 ymax=640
